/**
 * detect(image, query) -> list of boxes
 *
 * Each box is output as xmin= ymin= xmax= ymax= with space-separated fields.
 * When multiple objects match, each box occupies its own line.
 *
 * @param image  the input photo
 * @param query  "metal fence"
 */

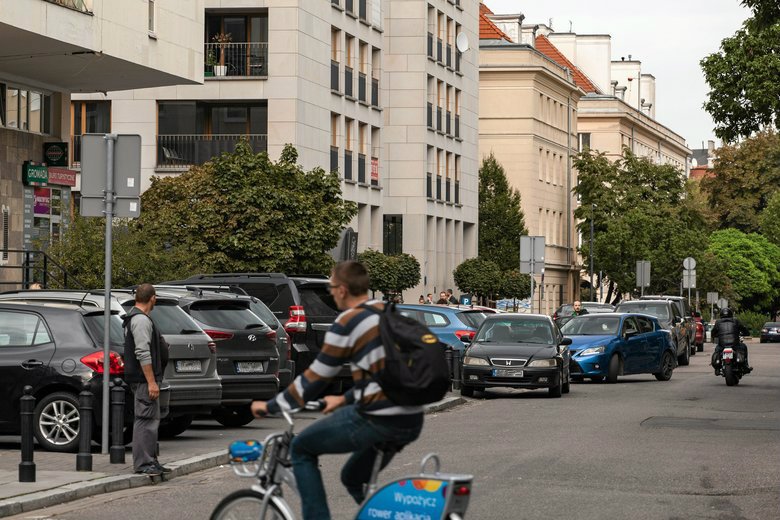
xmin=157 ymin=134 xmax=267 ymax=168
xmin=205 ymin=42 xmax=269 ymax=77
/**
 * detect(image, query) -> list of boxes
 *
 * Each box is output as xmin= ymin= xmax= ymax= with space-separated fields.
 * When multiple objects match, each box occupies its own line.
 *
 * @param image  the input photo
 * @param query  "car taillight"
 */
xmin=204 ymin=330 xmax=234 ymax=341
xmin=207 ymin=341 xmax=217 ymax=354
xmin=454 ymin=330 xmax=475 ymax=341
xmin=81 ymin=351 xmax=124 ymax=375
xmin=266 ymin=330 xmax=277 ymax=341
xmin=285 ymin=305 xmax=307 ymax=334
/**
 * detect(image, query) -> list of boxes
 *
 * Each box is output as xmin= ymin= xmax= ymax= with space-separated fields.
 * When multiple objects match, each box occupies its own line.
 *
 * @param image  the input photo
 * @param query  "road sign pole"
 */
xmin=529 ymin=260 xmax=534 ymax=314
xmin=101 ymin=135 xmax=116 ymax=454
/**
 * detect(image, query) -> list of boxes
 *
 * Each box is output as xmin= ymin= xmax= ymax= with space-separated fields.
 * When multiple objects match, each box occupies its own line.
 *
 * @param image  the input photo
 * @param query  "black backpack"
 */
xmin=361 ymin=303 xmax=451 ymax=406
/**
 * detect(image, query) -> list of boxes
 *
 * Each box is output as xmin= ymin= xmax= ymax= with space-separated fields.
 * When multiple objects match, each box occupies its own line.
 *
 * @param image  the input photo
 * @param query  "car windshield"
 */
xmin=457 ymin=311 xmax=492 ymax=328
xmin=616 ymin=303 xmax=670 ymax=320
xmin=561 ymin=316 xmax=621 ymax=335
xmin=121 ymin=301 xmax=204 ymax=335
xmin=476 ymin=318 xmax=553 ymax=344
xmin=557 ymin=303 xmax=613 ymax=317
xmin=189 ymin=302 xmax=266 ymax=330
xmin=83 ymin=314 xmax=126 ymax=346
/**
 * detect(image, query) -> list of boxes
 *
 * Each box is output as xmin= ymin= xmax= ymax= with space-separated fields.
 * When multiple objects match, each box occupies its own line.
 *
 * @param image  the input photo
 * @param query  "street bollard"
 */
xmin=451 ymin=349 xmax=463 ymax=391
xmin=444 ymin=346 xmax=454 ymax=392
xmin=110 ymin=378 xmax=126 ymax=464
xmin=76 ymin=383 xmax=93 ymax=471
xmin=19 ymin=386 xmax=36 ymax=482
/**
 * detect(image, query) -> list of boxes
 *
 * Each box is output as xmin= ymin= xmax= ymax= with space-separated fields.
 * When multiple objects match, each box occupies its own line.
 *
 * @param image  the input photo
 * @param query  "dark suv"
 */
xmin=164 ymin=273 xmax=350 ymax=391
xmin=640 ymin=296 xmax=695 ymax=357
xmin=615 ymin=299 xmax=690 ymax=366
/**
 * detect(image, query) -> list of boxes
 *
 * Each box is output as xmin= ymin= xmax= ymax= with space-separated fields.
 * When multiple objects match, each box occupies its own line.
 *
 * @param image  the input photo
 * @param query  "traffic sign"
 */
xmin=683 ymin=257 xmax=696 ymax=270
xmin=519 ymin=236 xmax=545 ymax=274
xmin=636 ymin=260 xmax=651 ymax=288
xmin=707 ymin=292 xmax=718 ymax=304
xmin=683 ymin=269 xmax=696 ymax=289
xmin=717 ymin=298 xmax=729 ymax=309
xmin=80 ymin=134 xmax=141 ymax=218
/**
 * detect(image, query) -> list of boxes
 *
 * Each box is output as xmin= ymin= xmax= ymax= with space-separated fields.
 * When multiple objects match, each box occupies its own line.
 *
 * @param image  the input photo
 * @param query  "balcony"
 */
xmin=455 ymin=115 xmax=460 ymax=138
xmin=331 ymin=60 xmax=340 ymax=91
xmin=436 ymin=106 xmax=442 ymax=132
xmin=205 ymin=43 xmax=269 ymax=78
xmin=344 ymin=150 xmax=353 ymax=180
xmin=358 ymin=72 xmax=367 ymax=103
xmin=371 ymin=78 xmax=379 ymax=107
xmin=427 ymin=102 xmax=433 ymax=128
xmin=436 ymin=175 xmax=442 ymax=200
xmin=446 ymin=44 xmax=452 ymax=68
xmin=330 ymin=146 xmax=339 ymax=173
xmin=156 ymin=134 xmax=267 ymax=169
xmin=446 ymin=111 xmax=451 ymax=135
xmin=358 ymin=153 xmax=366 ymax=183
xmin=345 ymin=66 xmax=354 ymax=98
xmin=446 ymin=178 xmax=451 ymax=202
xmin=427 ymin=173 xmax=433 ymax=198
xmin=455 ymin=180 xmax=460 ymax=204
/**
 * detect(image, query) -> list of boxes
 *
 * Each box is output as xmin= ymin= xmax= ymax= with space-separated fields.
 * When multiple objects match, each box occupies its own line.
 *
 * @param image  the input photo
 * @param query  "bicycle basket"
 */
xmin=228 ymin=440 xmax=263 ymax=477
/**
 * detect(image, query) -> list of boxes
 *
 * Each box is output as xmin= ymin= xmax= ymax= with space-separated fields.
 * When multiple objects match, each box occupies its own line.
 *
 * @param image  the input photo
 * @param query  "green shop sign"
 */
xmin=23 ymin=161 xmax=48 ymax=186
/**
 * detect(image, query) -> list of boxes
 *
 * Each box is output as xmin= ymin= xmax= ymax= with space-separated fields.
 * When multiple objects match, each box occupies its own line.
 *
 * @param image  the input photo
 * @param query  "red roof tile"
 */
xmin=535 ymin=35 xmax=600 ymax=93
xmin=480 ymin=3 xmax=511 ymax=41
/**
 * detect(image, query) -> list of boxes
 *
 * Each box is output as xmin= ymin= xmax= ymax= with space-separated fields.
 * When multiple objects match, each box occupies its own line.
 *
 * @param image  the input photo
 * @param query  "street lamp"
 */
xmin=590 ymin=203 xmax=595 ymax=302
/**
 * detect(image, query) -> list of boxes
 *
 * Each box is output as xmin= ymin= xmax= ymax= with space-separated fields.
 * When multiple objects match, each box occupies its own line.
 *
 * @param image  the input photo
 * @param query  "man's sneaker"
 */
xmin=153 ymin=462 xmax=172 ymax=474
xmin=135 ymin=466 xmax=162 ymax=476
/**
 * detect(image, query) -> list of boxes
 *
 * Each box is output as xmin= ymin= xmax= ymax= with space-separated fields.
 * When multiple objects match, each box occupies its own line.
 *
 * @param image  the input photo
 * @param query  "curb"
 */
xmin=0 ymin=451 xmax=228 ymax=518
xmin=424 ymin=396 xmax=466 ymax=414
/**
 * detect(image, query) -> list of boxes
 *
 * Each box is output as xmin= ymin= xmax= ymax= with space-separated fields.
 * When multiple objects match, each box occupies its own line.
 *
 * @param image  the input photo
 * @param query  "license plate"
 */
xmin=236 ymin=361 xmax=265 ymax=374
xmin=723 ymin=351 xmax=733 ymax=360
xmin=175 ymin=360 xmax=202 ymax=373
xmin=493 ymin=369 xmax=523 ymax=377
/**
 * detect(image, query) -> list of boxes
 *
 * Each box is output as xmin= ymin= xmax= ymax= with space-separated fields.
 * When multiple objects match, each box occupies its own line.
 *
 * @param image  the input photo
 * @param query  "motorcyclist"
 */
xmin=711 ymin=307 xmax=751 ymax=374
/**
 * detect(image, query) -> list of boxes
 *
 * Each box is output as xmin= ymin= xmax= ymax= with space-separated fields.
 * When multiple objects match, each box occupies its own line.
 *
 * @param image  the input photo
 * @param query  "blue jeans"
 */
xmin=290 ymin=405 xmax=423 ymax=520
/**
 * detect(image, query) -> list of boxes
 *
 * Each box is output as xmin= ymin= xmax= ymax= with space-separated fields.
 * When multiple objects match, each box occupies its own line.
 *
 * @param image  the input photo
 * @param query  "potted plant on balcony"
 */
xmin=212 ymin=32 xmax=232 ymax=76
xmin=205 ymin=49 xmax=217 ymax=77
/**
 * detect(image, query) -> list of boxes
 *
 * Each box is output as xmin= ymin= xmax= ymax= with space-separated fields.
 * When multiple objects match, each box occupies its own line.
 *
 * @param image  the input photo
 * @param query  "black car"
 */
xmin=640 ymin=295 xmax=696 ymax=357
xmin=760 ymin=322 xmax=780 ymax=343
xmin=0 ymin=302 xmax=132 ymax=452
xmin=615 ymin=299 xmax=690 ymax=366
xmin=460 ymin=314 xmax=572 ymax=398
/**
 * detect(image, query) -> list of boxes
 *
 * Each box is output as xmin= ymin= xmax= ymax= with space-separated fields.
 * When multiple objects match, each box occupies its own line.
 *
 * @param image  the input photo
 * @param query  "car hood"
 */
xmin=567 ymin=335 xmax=615 ymax=352
xmin=467 ymin=342 xmax=556 ymax=359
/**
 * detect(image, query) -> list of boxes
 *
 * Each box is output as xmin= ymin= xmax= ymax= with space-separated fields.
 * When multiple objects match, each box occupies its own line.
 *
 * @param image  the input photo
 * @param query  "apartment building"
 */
xmin=0 ymin=0 xmax=201 ymax=286
xmin=73 ymin=0 xmax=480 ymax=300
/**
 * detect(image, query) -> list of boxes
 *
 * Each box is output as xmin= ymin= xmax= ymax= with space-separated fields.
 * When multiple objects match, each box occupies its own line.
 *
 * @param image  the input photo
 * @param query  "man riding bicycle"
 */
xmin=250 ymin=261 xmax=424 ymax=520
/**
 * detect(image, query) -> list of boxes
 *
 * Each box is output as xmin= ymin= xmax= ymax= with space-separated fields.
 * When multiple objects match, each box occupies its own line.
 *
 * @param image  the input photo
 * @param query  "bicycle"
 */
xmin=210 ymin=402 xmax=473 ymax=520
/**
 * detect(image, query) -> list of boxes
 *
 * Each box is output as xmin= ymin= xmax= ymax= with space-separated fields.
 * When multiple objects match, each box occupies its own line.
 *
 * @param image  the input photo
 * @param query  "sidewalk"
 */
xmin=0 ymin=395 xmax=465 ymax=517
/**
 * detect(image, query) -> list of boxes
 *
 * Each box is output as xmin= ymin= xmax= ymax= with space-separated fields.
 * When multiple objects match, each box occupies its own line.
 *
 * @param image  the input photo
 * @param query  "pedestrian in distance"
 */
xmin=418 ymin=295 xmax=425 ymax=304
xmin=572 ymin=301 xmax=589 ymax=316
xmin=29 ymin=282 xmax=43 ymax=290
xmin=426 ymin=293 xmax=433 ymax=304
xmin=446 ymin=288 xmax=458 ymax=305
xmin=122 ymin=283 xmax=171 ymax=476
xmin=436 ymin=291 xmax=449 ymax=304
xmin=250 ymin=261 xmax=424 ymax=520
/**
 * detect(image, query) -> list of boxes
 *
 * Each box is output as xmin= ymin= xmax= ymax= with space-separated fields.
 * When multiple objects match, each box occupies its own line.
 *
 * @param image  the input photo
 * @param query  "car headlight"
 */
xmin=463 ymin=356 xmax=490 ymax=366
xmin=527 ymin=359 xmax=556 ymax=367
xmin=579 ymin=346 xmax=606 ymax=356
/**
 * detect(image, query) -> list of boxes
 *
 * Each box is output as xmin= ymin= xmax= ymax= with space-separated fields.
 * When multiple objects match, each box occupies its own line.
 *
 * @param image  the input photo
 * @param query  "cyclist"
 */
xmin=250 ymin=261 xmax=424 ymax=520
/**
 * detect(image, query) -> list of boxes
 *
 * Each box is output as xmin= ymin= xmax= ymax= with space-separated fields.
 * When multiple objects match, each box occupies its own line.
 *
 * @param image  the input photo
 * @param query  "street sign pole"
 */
xmin=101 ymin=135 xmax=116 ymax=453
xmin=520 ymin=236 xmax=545 ymax=314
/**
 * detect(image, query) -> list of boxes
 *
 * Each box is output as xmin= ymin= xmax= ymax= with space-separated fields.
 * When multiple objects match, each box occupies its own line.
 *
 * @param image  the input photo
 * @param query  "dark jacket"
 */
xmin=122 ymin=307 xmax=165 ymax=384
xmin=573 ymin=308 xmax=589 ymax=316
xmin=712 ymin=317 xmax=747 ymax=349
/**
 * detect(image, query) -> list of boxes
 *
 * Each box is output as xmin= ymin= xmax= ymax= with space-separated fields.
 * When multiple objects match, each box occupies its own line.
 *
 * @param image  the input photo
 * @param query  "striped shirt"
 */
xmin=266 ymin=299 xmax=424 ymax=416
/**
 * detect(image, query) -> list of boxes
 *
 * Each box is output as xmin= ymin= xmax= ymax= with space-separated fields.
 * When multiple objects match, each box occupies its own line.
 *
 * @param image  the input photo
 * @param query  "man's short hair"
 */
xmin=447 ymin=288 xmax=454 ymax=294
xmin=332 ymin=261 xmax=370 ymax=297
xmin=136 ymin=283 xmax=156 ymax=304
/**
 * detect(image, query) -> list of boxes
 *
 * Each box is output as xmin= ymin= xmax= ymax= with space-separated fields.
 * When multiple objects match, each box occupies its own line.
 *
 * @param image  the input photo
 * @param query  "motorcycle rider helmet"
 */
xmin=719 ymin=307 xmax=733 ymax=319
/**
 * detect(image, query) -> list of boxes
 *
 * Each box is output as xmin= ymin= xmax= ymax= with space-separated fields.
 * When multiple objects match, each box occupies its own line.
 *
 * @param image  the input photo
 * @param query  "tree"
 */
xmin=700 ymin=8 xmax=780 ymax=141
xmin=700 ymin=131 xmax=780 ymax=232
xmin=499 ymin=269 xmax=531 ymax=301
xmin=453 ymin=258 xmax=502 ymax=303
xmin=478 ymin=154 xmax=527 ymax=271
xmin=759 ymin=190 xmax=780 ymax=246
xmin=139 ymin=141 xmax=357 ymax=275
xmin=357 ymin=249 xmax=421 ymax=298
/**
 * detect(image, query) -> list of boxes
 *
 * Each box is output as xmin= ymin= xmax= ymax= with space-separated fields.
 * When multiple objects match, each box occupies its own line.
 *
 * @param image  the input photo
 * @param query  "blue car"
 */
xmin=560 ymin=313 xmax=676 ymax=383
xmin=395 ymin=304 xmax=496 ymax=351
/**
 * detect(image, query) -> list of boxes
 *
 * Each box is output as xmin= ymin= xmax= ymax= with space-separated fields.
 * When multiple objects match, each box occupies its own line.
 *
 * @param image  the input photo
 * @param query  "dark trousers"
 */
xmin=130 ymin=382 xmax=160 ymax=472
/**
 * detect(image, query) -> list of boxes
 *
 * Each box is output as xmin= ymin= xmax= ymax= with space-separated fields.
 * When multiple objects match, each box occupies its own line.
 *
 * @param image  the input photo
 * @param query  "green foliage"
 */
xmin=700 ymin=16 xmax=780 ymax=141
xmin=499 ymin=269 xmax=531 ymax=300
xmin=138 ymin=141 xmax=357 ymax=275
xmin=706 ymin=229 xmax=780 ymax=311
xmin=700 ymin=131 xmax=780 ymax=232
xmin=453 ymin=258 xmax=502 ymax=300
xmin=357 ymin=249 xmax=421 ymax=297
xmin=478 ymin=154 xmax=527 ymax=271
xmin=737 ymin=310 xmax=772 ymax=337
xmin=759 ymin=190 xmax=780 ymax=246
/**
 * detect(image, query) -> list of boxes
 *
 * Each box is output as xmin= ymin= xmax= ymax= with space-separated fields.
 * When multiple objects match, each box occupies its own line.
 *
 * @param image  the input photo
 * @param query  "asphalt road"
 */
xmin=12 ymin=340 xmax=780 ymax=520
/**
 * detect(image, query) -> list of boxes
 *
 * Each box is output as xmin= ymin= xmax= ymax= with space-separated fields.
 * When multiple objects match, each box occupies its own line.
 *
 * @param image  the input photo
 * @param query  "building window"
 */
xmin=148 ymin=0 xmax=155 ymax=33
xmin=579 ymin=133 xmax=591 ymax=151
xmin=1 ymin=206 xmax=9 ymax=263
xmin=383 ymin=215 xmax=403 ymax=255
xmin=71 ymin=101 xmax=111 ymax=165
xmin=205 ymin=13 xmax=269 ymax=77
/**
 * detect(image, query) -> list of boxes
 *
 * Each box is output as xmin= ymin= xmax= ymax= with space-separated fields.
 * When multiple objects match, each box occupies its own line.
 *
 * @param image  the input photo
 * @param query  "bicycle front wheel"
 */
xmin=210 ymin=489 xmax=290 ymax=520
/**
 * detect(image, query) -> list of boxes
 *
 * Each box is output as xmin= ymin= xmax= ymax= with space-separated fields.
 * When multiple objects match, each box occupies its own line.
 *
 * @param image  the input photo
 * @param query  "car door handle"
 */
xmin=21 ymin=360 xmax=44 ymax=369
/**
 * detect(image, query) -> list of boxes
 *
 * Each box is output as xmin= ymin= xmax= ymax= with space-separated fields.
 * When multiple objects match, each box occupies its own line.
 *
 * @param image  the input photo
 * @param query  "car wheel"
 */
xmin=562 ymin=369 xmax=571 ymax=394
xmin=159 ymin=414 xmax=194 ymax=439
xmin=678 ymin=339 xmax=691 ymax=366
xmin=654 ymin=351 xmax=675 ymax=381
xmin=606 ymin=354 xmax=620 ymax=384
xmin=34 ymin=391 xmax=81 ymax=453
xmin=548 ymin=370 xmax=563 ymax=398
xmin=212 ymin=406 xmax=255 ymax=428
xmin=590 ymin=376 xmax=605 ymax=383
xmin=460 ymin=385 xmax=475 ymax=398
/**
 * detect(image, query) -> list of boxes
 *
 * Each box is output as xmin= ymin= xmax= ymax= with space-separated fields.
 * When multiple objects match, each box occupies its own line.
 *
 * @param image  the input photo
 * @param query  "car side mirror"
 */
xmin=560 ymin=337 xmax=572 ymax=346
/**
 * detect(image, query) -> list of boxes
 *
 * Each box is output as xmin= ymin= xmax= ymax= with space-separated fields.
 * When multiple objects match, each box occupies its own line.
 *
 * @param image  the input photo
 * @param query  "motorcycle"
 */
xmin=715 ymin=344 xmax=751 ymax=386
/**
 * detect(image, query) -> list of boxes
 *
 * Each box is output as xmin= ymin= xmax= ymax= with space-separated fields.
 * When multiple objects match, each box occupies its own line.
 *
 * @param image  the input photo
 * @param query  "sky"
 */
xmin=483 ymin=0 xmax=752 ymax=150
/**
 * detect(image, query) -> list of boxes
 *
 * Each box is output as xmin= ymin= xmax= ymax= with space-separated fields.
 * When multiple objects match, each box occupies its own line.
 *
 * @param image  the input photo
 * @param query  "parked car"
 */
xmin=552 ymin=302 xmax=615 ymax=328
xmin=163 ymin=273 xmax=349 ymax=391
xmin=395 ymin=304 xmax=496 ymax=350
xmin=0 ymin=289 xmax=221 ymax=438
xmin=760 ymin=322 xmax=780 ymax=343
xmin=640 ymin=295 xmax=696 ymax=357
xmin=460 ymin=314 xmax=572 ymax=398
xmin=156 ymin=288 xmax=280 ymax=427
xmin=0 ymin=302 xmax=131 ymax=452
xmin=560 ymin=313 xmax=677 ymax=383
xmin=614 ymin=299 xmax=691 ymax=366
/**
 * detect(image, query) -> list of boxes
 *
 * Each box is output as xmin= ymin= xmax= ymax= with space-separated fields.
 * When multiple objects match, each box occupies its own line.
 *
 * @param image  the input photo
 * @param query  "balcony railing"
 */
xmin=331 ymin=60 xmax=340 ymax=91
xmin=427 ymin=173 xmax=433 ymax=198
xmin=358 ymin=153 xmax=366 ymax=183
xmin=344 ymin=150 xmax=353 ymax=180
xmin=358 ymin=72 xmax=367 ymax=103
xmin=427 ymin=32 xmax=434 ymax=59
xmin=345 ymin=66 xmax=354 ymax=98
xmin=330 ymin=146 xmax=339 ymax=173
xmin=427 ymin=102 xmax=433 ymax=128
xmin=371 ymin=78 xmax=379 ymax=106
xmin=446 ymin=44 xmax=452 ymax=68
xmin=436 ymin=175 xmax=442 ymax=200
xmin=446 ymin=110 xmax=451 ymax=135
xmin=157 ymin=134 xmax=267 ymax=168
xmin=455 ymin=180 xmax=460 ymax=204
xmin=455 ymin=115 xmax=460 ymax=138
xmin=436 ymin=106 xmax=442 ymax=132
xmin=446 ymin=178 xmax=451 ymax=202
xmin=205 ymin=42 xmax=269 ymax=77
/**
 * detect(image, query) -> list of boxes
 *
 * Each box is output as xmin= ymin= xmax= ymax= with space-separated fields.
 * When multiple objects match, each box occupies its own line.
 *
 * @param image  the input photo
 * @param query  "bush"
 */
xmin=737 ymin=310 xmax=771 ymax=337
